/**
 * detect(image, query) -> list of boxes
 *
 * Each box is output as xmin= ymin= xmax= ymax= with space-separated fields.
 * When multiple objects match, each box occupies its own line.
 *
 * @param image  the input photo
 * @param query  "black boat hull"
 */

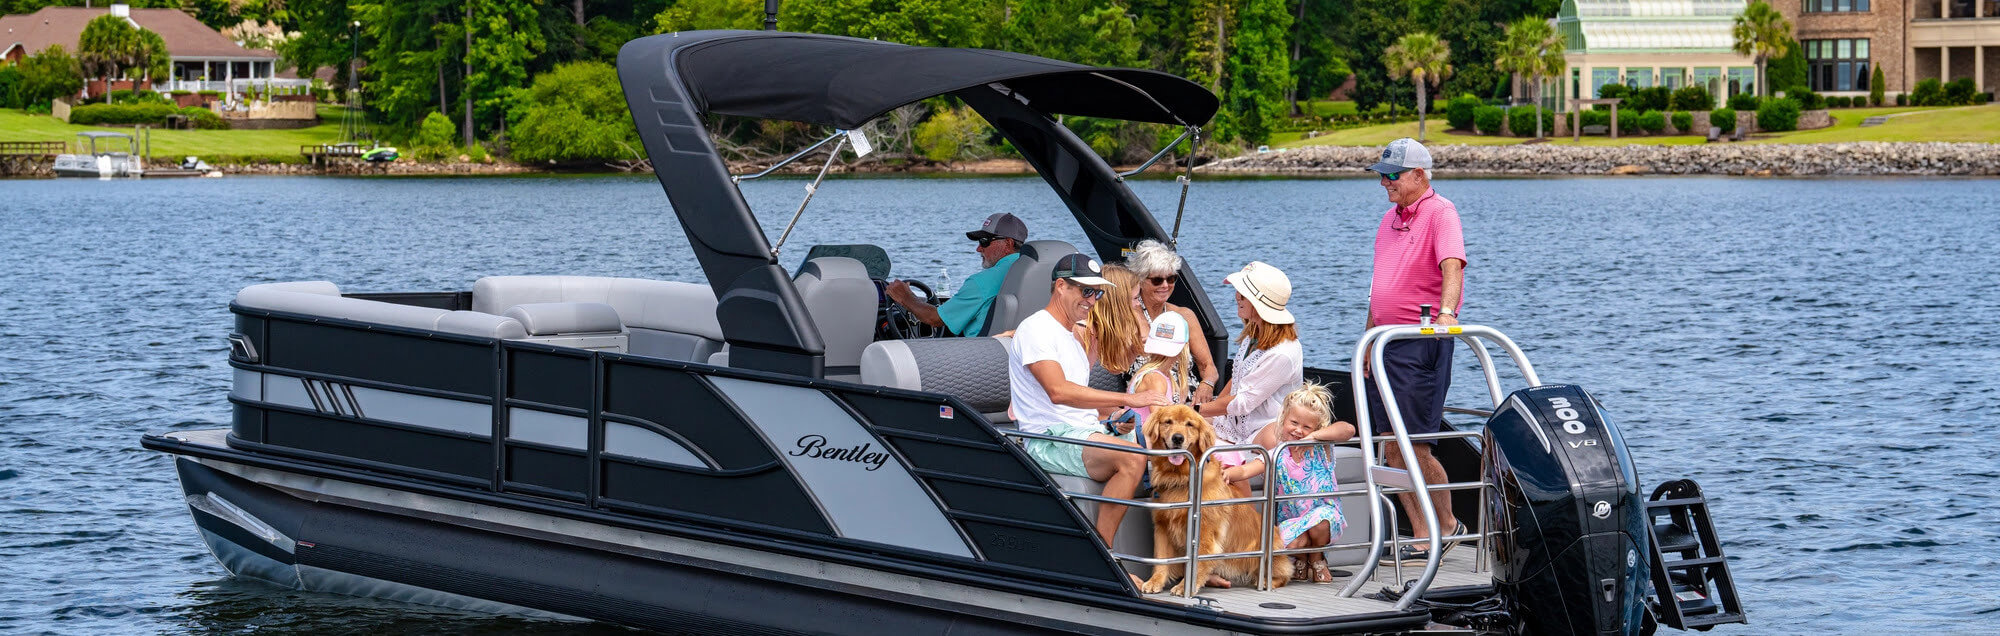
xmin=162 ymin=444 xmax=1431 ymax=635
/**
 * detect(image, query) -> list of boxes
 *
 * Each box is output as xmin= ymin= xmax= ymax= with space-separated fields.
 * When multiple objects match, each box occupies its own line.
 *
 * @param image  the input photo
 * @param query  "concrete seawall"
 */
xmin=1205 ymin=143 xmax=2000 ymax=177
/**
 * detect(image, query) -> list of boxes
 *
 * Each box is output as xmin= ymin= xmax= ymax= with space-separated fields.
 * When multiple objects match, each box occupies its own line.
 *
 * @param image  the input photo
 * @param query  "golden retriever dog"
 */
xmin=1139 ymin=404 xmax=1292 ymax=595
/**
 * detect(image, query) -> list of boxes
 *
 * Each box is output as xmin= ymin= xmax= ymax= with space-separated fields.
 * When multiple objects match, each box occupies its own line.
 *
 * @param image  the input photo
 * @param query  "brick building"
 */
xmin=1778 ymin=0 xmax=1997 ymax=96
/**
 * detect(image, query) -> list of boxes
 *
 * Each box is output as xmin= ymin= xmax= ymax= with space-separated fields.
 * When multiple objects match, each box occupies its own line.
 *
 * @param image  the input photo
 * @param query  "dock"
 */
xmin=301 ymin=144 xmax=366 ymax=167
xmin=0 ymin=141 xmax=66 ymax=176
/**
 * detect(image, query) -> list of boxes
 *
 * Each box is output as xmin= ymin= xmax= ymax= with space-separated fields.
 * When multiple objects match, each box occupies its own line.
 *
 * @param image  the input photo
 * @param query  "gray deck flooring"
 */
xmin=1141 ymin=547 xmax=1490 ymax=620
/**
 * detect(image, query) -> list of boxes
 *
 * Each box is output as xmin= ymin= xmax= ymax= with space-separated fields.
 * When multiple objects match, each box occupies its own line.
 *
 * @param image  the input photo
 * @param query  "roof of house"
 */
xmin=1560 ymin=0 xmax=1746 ymax=52
xmin=0 ymin=6 xmax=278 ymax=60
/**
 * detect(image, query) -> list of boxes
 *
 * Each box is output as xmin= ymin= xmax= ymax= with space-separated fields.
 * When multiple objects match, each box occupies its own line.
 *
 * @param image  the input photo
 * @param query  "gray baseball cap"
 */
xmin=1367 ymin=137 xmax=1433 ymax=174
xmin=966 ymin=212 xmax=1028 ymax=243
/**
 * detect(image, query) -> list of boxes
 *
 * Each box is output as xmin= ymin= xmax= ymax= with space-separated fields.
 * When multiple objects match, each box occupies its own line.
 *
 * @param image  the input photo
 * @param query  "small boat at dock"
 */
xmin=52 ymin=131 xmax=144 ymax=178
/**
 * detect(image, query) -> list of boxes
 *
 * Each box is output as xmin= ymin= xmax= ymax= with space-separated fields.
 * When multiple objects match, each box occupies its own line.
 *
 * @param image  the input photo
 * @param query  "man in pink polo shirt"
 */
xmin=1363 ymin=137 xmax=1467 ymax=565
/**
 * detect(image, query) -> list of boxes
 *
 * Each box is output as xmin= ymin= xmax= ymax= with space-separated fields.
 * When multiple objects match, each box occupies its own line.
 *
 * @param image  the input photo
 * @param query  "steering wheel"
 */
xmin=879 ymin=279 xmax=938 ymax=340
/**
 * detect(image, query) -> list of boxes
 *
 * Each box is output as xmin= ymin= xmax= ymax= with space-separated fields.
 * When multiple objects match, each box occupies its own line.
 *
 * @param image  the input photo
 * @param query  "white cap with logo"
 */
xmin=1367 ymin=137 xmax=1433 ymax=175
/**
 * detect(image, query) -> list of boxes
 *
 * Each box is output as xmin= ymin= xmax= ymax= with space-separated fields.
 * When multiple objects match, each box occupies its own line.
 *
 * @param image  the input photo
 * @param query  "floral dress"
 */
xmin=1274 ymin=444 xmax=1346 ymax=546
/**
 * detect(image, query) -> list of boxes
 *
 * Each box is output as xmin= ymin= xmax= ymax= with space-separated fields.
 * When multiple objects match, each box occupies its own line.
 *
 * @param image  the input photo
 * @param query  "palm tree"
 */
xmin=78 ymin=15 xmax=137 ymax=103
xmin=1385 ymin=32 xmax=1452 ymax=142
xmin=1732 ymin=0 xmax=1793 ymax=97
xmin=1496 ymin=17 xmax=1566 ymax=139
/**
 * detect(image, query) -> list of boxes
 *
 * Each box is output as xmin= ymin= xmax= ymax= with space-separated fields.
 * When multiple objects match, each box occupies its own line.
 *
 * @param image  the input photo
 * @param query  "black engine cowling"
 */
xmin=1484 ymin=385 xmax=1650 ymax=635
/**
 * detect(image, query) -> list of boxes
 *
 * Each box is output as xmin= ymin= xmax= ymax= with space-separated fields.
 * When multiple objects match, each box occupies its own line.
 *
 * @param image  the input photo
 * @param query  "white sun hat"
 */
xmin=1223 ymin=261 xmax=1295 ymax=325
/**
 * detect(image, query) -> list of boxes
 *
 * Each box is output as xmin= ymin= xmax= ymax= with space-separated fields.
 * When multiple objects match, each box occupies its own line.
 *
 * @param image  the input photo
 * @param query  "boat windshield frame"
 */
xmin=617 ymin=30 xmax=1227 ymax=378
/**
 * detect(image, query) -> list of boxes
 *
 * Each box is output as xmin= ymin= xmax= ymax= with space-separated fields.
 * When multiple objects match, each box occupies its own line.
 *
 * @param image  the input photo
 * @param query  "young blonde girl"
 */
xmin=1258 ymin=382 xmax=1354 ymax=583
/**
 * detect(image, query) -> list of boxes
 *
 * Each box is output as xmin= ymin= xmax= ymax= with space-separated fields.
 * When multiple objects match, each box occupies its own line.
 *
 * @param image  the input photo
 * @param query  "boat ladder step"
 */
xmin=1643 ymin=479 xmax=1747 ymax=631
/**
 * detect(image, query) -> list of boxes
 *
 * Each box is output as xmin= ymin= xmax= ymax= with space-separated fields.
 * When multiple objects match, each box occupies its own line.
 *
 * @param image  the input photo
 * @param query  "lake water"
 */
xmin=1 ymin=174 xmax=1996 ymax=634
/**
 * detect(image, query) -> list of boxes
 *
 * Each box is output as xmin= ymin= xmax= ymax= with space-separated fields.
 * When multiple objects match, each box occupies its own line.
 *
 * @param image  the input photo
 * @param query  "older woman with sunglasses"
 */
xmin=1124 ymin=240 xmax=1221 ymax=403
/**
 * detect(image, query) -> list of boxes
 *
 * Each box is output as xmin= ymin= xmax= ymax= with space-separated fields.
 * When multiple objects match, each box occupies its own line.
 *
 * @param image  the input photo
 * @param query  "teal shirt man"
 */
xmin=936 ymin=252 xmax=1019 ymax=336
xmin=886 ymin=212 xmax=1028 ymax=336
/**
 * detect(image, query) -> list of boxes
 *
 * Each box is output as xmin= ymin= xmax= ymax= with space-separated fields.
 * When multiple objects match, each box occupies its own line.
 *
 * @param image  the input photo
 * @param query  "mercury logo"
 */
xmin=1592 ymin=501 xmax=1612 ymax=519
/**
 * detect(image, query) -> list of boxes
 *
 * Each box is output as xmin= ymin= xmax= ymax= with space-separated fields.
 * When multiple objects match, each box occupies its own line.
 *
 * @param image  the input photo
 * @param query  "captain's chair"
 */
xmin=793 ymin=256 xmax=877 ymax=382
xmin=980 ymin=240 xmax=1081 ymax=336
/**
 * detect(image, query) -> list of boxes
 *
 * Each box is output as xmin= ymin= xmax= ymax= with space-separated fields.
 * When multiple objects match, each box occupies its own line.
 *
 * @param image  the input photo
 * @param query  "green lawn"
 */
xmin=1274 ymin=105 xmax=1997 ymax=148
xmin=0 ymin=105 xmax=352 ymax=162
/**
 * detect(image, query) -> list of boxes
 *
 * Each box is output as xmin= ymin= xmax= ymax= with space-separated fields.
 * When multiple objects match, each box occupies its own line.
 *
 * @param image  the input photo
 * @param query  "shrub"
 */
xmin=1670 ymin=85 xmax=1714 ymax=111
xmin=16 ymin=45 xmax=83 ymax=109
xmin=1445 ymin=94 xmax=1482 ymax=131
xmin=1944 ymin=78 xmax=1976 ymax=105
xmin=1597 ymin=82 xmax=1630 ymax=100
xmin=1710 ymin=108 xmax=1737 ymax=134
xmin=1635 ymin=110 xmax=1666 ymax=134
xmin=67 ymin=103 xmax=177 ymax=125
xmin=1834 ymin=96 xmax=1852 ymax=108
xmin=1910 ymin=78 xmax=1943 ymax=106
xmin=1671 ymin=111 xmax=1693 ymax=133
xmin=1980 ymin=92 xmax=1994 ymax=105
xmin=1896 ymin=92 xmax=1907 ymax=106
xmin=505 ymin=61 xmax=641 ymax=163
xmin=179 ymin=106 xmax=228 ymax=130
xmin=1579 ymin=109 xmax=1611 ymax=130
xmin=914 ymin=106 xmax=993 ymax=161
xmin=0 ymin=66 xmax=21 ymax=110
xmin=197 ymin=89 xmax=221 ymax=98
xmin=1508 ymin=107 xmax=1555 ymax=137
xmin=1756 ymin=97 xmax=1801 ymax=132
xmin=1785 ymin=86 xmax=1823 ymax=110
xmin=1727 ymin=92 xmax=1760 ymax=111
xmin=1870 ymin=67 xmax=1886 ymax=106
xmin=1627 ymin=86 xmax=1673 ymax=112
xmin=109 ymin=89 xmax=171 ymax=106
xmin=1473 ymin=105 xmax=1505 ymax=134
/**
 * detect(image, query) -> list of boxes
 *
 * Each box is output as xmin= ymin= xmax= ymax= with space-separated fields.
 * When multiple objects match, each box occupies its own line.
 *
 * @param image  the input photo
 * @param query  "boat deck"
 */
xmin=1142 ymin=548 xmax=1490 ymax=620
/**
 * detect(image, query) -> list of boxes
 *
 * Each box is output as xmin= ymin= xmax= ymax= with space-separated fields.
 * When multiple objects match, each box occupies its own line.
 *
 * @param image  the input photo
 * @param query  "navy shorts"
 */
xmin=1364 ymin=338 xmax=1454 ymax=443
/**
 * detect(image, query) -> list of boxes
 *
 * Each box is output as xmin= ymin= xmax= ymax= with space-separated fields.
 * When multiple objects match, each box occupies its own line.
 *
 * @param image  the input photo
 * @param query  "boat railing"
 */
xmin=1344 ymin=320 xmax=1542 ymax=610
xmin=1003 ymin=430 xmax=1403 ymax=599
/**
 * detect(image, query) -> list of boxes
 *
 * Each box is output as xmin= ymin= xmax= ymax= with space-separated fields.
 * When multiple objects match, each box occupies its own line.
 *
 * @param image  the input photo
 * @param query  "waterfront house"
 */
xmin=0 ymin=3 xmax=294 ymax=97
xmin=1778 ymin=0 xmax=1997 ymax=98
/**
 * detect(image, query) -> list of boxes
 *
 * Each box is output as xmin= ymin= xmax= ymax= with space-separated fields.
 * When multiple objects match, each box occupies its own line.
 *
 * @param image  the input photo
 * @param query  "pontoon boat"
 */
xmin=144 ymin=31 xmax=1747 ymax=634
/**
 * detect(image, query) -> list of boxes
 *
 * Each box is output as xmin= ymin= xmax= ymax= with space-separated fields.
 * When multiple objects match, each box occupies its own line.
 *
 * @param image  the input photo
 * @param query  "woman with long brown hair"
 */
xmin=1196 ymin=261 xmax=1303 ymax=497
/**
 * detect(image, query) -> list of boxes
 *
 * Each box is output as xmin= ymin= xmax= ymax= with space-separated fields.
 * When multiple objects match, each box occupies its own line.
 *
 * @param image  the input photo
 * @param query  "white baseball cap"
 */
xmin=1368 ymin=137 xmax=1433 ymax=175
xmin=1144 ymin=311 xmax=1190 ymax=356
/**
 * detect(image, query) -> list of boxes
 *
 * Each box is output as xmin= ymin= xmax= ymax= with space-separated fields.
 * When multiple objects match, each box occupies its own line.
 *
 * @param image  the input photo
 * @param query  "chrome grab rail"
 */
xmin=1342 ymin=323 xmax=1541 ymax=610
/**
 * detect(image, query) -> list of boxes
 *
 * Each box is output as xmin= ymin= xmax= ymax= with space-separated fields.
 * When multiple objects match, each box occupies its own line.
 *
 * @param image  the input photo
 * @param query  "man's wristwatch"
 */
xmin=1438 ymin=307 xmax=1457 ymax=318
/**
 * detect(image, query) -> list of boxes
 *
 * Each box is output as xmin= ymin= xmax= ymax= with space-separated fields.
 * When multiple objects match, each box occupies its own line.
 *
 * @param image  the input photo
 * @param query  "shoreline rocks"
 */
xmin=1203 ymin=142 xmax=2000 ymax=176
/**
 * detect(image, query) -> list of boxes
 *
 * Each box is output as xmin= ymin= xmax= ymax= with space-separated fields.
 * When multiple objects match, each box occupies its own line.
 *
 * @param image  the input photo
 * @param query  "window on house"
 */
xmin=1805 ymin=38 xmax=1871 ymax=92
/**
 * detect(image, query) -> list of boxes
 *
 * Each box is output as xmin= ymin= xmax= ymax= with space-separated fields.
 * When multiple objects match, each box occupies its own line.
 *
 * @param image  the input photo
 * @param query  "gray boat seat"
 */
xmin=861 ymin=336 xmax=1013 ymax=423
xmin=471 ymin=276 xmax=722 ymax=363
xmin=792 ymin=257 xmax=877 ymax=382
xmin=503 ymin=302 xmax=627 ymax=352
xmin=235 ymin=281 xmax=527 ymax=339
xmin=981 ymin=240 xmax=1080 ymax=337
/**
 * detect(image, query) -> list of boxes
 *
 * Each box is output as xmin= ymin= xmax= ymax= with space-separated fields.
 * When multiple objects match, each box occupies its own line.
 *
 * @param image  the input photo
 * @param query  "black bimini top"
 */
xmin=619 ymin=31 xmax=1224 ymax=378
xmin=672 ymin=33 xmax=1218 ymax=129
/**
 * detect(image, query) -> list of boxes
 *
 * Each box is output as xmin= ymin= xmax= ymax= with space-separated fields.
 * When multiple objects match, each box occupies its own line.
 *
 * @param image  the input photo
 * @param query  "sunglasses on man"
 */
xmin=1063 ymin=279 xmax=1106 ymax=300
xmin=1379 ymin=169 xmax=1408 ymax=181
xmin=976 ymin=236 xmax=1010 ymax=248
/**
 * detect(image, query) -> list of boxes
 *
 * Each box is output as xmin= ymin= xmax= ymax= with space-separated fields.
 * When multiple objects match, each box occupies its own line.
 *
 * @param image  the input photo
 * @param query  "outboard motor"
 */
xmin=1484 ymin=385 xmax=1650 ymax=635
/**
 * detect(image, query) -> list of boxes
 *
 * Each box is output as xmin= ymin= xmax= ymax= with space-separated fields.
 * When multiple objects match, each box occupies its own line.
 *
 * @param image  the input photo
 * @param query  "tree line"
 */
xmin=6 ymin=0 xmax=1575 ymax=161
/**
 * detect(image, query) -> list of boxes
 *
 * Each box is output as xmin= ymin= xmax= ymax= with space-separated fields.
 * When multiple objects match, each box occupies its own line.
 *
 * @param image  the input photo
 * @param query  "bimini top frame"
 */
xmin=617 ymin=31 xmax=1224 ymax=378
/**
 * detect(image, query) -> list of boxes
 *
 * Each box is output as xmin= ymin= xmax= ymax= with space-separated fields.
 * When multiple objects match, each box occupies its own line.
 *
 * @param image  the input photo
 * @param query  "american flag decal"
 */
xmin=938 ymin=406 xmax=953 ymax=419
